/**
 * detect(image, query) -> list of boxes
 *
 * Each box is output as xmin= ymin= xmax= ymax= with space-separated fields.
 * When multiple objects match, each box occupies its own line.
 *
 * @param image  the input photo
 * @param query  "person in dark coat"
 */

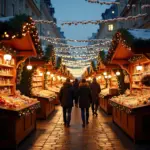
xmin=59 ymin=78 xmax=74 ymax=127
xmin=78 ymin=79 xmax=92 ymax=127
xmin=73 ymin=78 xmax=79 ymax=107
xmin=90 ymin=77 xmax=101 ymax=116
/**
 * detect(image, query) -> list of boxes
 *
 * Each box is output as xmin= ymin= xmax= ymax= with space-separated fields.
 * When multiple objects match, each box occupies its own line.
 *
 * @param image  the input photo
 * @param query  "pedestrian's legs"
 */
xmin=63 ymin=107 xmax=67 ymax=125
xmin=81 ymin=108 xmax=85 ymax=127
xmin=95 ymin=103 xmax=98 ymax=116
xmin=75 ymin=97 xmax=78 ymax=107
xmin=67 ymin=108 xmax=72 ymax=126
xmin=86 ymin=108 xmax=89 ymax=124
xmin=92 ymin=102 xmax=95 ymax=115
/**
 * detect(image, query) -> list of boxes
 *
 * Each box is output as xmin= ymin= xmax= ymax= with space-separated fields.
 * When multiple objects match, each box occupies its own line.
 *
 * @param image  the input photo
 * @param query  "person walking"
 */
xmin=90 ymin=77 xmax=101 ymax=116
xmin=59 ymin=78 xmax=74 ymax=127
xmin=73 ymin=78 xmax=79 ymax=107
xmin=78 ymin=79 xmax=92 ymax=127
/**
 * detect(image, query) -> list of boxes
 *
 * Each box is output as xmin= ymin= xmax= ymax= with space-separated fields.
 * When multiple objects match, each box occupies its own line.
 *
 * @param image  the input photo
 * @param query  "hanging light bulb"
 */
xmin=26 ymin=57 xmax=32 ymax=70
xmin=116 ymin=71 xmax=120 ymax=76
xmin=27 ymin=65 xmax=32 ymax=70
xmin=4 ymin=54 xmax=12 ymax=61
xmin=103 ymin=72 xmax=107 ymax=76
xmin=136 ymin=64 xmax=142 ymax=71
xmin=105 ymin=75 xmax=108 ymax=79
xmin=46 ymin=71 xmax=50 ymax=75
xmin=108 ymin=75 xmax=112 ymax=79
xmin=39 ymin=72 xmax=43 ymax=76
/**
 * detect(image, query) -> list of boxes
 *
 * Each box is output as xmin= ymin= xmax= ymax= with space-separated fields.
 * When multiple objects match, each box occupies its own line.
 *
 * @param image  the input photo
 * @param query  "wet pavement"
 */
xmin=18 ymin=106 xmax=150 ymax=150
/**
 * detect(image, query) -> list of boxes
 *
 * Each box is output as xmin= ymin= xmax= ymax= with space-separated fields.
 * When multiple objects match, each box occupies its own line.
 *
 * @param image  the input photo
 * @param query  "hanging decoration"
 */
xmin=87 ymin=0 xmax=120 ymax=5
xmin=40 ymin=36 xmax=111 ymax=48
xmin=128 ymin=55 xmax=145 ymax=63
xmin=0 ymin=14 xmax=43 ymax=57
xmin=0 ymin=42 xmax=16 ymax=55
xmin=61 ymin=14 xmax=147 ymax=26
xmin=39 ymin=36 xmax=111 ymax=43
xmin=141 ymin=5 xmax=150 ymax=10
xmin=56 ymin=53 xmax=97 ymax=59
xmin=34 ymin=20 xmax=57 ymax=26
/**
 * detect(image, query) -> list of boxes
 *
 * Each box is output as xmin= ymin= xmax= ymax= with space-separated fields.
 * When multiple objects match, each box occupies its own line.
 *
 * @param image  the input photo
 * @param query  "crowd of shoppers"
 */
xmin=59 ymin=77 xmax=101 ymax=128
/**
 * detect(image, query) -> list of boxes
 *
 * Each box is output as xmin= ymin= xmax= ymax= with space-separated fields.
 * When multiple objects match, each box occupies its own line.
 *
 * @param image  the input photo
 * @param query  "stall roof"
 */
xmin=0 ymin=15 xmax=43 ymax=57
xmin=106 ymin=29 xmax=150 ymax=64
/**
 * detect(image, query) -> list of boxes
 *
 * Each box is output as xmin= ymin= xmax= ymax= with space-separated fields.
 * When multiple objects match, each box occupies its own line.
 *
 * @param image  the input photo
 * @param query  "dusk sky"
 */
xmin=51 ymin=0 xmax=113 ymax=46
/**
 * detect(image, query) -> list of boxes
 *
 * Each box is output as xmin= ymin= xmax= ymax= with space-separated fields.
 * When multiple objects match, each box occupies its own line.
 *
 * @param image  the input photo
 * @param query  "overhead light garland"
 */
xmin=39 ymin=36 xmax=111 ymax=43
xmin=56 ymin=53 xmax=97 ymax=59
xmin=61 ymin=14 xmax=147 ymax=26
xmin=87 ymin=0 xmax=120 ymax=5
xmin=34 ymin=20 xmax=57 ymax=26
xmin=141 ymin=4 xmax=150 ymax=9
xmin=40 ymin=36 xmax=111 ymax=48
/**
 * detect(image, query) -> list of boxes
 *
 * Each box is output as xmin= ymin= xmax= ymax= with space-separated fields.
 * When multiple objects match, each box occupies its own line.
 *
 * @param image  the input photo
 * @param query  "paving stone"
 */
xmin=18 ymin=106 xmax=150 ymax=150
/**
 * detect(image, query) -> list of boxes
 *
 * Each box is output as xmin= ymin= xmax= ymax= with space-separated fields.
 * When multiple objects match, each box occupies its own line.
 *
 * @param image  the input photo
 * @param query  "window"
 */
xmin=108 ymin=24 xmax=114 ymax=31
xmin=1 ymin=0 xmax=6 ymax=16
xmin=12 ymin=4 xmax=15 ymax=16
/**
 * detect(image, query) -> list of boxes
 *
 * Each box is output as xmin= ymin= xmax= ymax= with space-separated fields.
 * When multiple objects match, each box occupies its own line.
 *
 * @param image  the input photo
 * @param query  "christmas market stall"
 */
xmin=107 ymin=29 xmax=150 ymax=142
xmin=0 ymin=15 xmax=42 ymax=149
xmin=19 ymin=57 xmax=56 ymax=119
xmin=97 ymin=63 xmax=120 ymax=114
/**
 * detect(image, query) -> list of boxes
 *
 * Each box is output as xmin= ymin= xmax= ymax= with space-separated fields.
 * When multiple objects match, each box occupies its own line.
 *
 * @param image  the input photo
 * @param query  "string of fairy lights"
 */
xmin=34 ymin=13 xmax=147 ymax=26
xmin=34 ymin=4 xmax=149 ymax=76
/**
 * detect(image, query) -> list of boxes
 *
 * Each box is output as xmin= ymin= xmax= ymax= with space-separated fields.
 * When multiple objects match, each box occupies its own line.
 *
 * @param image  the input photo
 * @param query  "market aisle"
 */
xmin=19 ymin=106 xmax=150 ymax=150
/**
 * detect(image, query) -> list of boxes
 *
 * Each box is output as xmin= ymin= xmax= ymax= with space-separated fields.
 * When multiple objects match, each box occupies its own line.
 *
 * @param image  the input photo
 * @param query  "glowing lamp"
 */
xmin=103 ymin=72 xmax=107 ymax=76
xmin=116 ymin=71 xmax=120 ymax=76
xmin=4 ymin=54 xmax=12 ymax=61
xmin=27 ymin=65 xmax=32 ymax=70
xmin=108 ymin=75 xmax=112 ymax=78
xmin=105 ymin=75 xmax=108 ymax=79
xmin=39 ymin=72 xmax=43 ymax=76
xmin=136 ymin=65 xmax=142 ymax=71
xmin=46 ymin=71 xmax=50 ymax=75
xmin=51 ymin=74 xmax=54 ymax=77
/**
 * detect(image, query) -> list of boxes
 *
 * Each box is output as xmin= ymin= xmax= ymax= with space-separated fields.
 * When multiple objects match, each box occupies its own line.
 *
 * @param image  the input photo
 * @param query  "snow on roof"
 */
xmin=128 ymin=29 xmax=150 ymax=40
xmin=0 ymin=16 xmax=14 ymax=22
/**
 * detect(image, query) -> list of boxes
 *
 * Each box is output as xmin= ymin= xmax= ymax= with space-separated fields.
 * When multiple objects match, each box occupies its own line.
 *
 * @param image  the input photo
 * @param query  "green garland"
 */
xmin=0 ymin=14 xmax=43 ymax=57
xmin=0 ymin=42 xmax=16 ymax=55
xmin=17 ymin=65 xmax=37 ymax=97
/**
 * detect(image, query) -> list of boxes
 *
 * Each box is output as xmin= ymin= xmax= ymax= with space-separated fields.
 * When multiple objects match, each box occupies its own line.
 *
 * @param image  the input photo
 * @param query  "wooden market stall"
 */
xmin=107 ymin=29 xmax=150 ymax=142
xmin=96 ymin=64 xmax=120 ymax=114
xmin=0 ymin=15 xmax=42 ymax=149
xmin=19 ymin=58 xmax=56 ymax=120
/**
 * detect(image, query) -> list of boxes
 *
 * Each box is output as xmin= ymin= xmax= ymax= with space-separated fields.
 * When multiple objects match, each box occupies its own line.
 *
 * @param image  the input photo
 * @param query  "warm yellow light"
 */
xmin=27 ymin=65 xmax=32 ymax=70
xmin=105 ymin=75 xmax=108 ymax=79
xmin=4 ymin=54 xmax=12 ymax=61
xmin=108 ymin=75 xmax=112 ymax=79
xmin=103 ymin=72 xmax=107 ymax=76
xmin=53 ymin=77 xmax=56 ymax=81
xmin=116 ymin=71 xmax=120 ymax=76
xmin=51 ymin=74 xmax=54 ymax=77
xmin=136 ymin=65 xmax=142 ymax=71
xmin=46 ymin=71 xmax=50 ymax=75
xmin=39 ymin=72 xmax=43 ymax=76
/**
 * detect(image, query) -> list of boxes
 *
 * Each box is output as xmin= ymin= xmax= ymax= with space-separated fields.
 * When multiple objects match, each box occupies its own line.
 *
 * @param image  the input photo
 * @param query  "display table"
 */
xmin=99 ymin=88 xmax=118 ymax=114
xmin=99 ymin=94 xmax=113 ymax=114
xmin=36 ymin=96 xmax=55 ymax=119
xmin=0 ymin=102 xmax=40 ymax=149
xmin=110 ymin=100 xmax=150 ymax=142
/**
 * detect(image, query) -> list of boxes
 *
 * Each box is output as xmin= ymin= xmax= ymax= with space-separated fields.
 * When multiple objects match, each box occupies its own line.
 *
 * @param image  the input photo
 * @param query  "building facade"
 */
xmin=120 ymin=0 xmax=150 ymax=29
xmin=0 ymin=0 xmax=65 ymax=51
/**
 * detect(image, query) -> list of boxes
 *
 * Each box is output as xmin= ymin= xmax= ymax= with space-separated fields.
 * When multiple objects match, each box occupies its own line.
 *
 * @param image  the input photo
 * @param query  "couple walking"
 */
xmin=59 ymin=78 xmax=101 ymax=128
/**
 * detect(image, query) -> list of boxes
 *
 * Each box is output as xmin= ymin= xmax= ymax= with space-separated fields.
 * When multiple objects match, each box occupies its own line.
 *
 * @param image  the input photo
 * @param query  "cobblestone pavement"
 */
xmin=18 ymin=106 xmax=150 ymax=150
